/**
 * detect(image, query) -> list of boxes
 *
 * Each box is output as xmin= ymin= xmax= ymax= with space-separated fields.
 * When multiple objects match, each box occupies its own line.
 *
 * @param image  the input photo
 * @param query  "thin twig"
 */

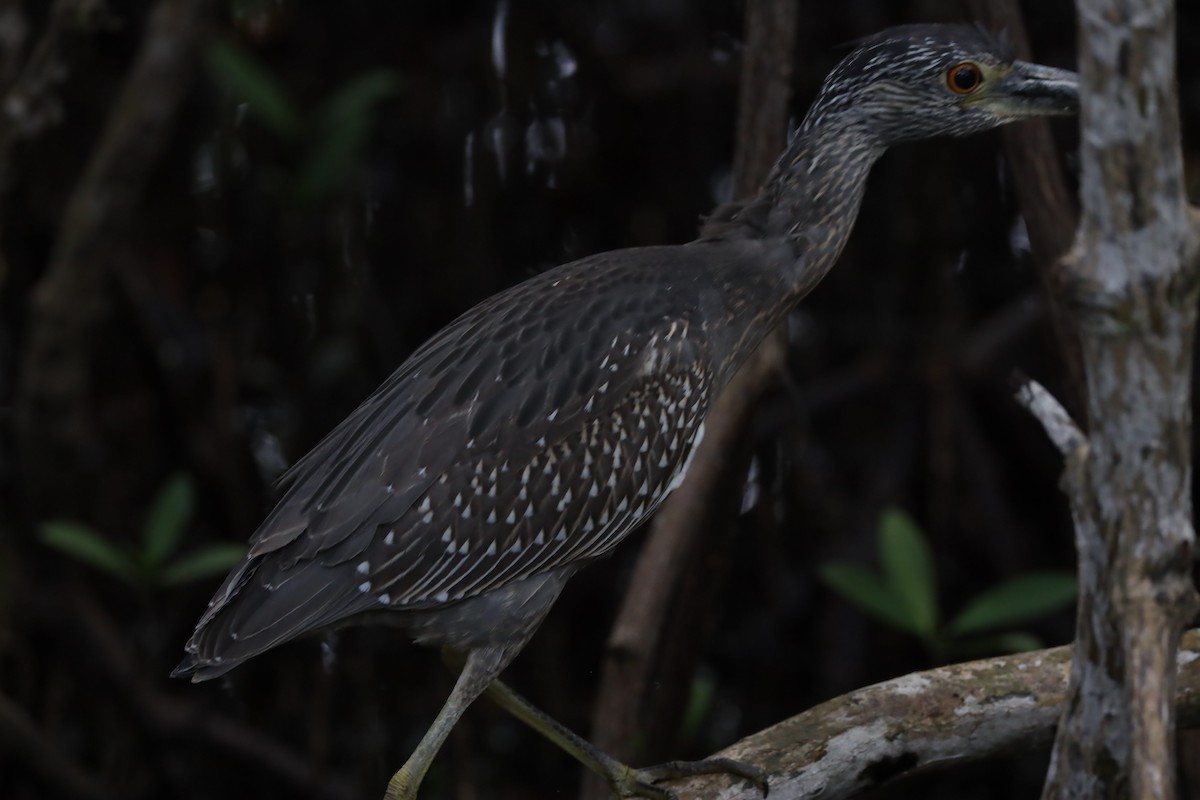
xmin=1013 ymin=378 xmax=1086 ymax=459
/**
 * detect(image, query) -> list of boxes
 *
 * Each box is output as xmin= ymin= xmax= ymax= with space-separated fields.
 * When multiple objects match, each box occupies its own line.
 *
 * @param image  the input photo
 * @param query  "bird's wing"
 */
xmin=181 ymin=243 xmax=739 ymax=673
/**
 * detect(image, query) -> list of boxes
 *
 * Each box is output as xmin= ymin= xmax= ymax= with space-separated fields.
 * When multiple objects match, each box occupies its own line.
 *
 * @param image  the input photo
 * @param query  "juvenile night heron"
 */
xmin=175 ymin=24 xmax=1078 ymax=799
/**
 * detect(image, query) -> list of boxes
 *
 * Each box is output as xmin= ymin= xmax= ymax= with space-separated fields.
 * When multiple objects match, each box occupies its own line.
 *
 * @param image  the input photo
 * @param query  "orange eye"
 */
xmin=947 ymin=62 xmax=983 ymax=94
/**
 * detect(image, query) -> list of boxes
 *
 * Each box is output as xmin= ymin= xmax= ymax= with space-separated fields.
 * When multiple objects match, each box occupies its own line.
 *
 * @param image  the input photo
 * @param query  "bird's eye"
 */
xmin=947 ymin=62 xmax=983 ymax=94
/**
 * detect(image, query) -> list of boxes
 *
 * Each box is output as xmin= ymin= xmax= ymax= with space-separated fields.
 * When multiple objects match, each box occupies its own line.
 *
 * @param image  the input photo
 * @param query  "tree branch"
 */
xmin=0 ymin=0 xmax=107 ymax=191
xmin=1039 ymin=1 xmax=1200 ymax=798
xmin=1013 ymin=378 xmax=1087 ymax=460
xmin=657 ymin=630 xmax=1200 ymax=800
xmin=13 ymin=0 xmax=210 ymax=510
xmin=584 ymin=2 xmax=797 ymax=794
xmin=968 ymin=0 xmax=1087 ymax=423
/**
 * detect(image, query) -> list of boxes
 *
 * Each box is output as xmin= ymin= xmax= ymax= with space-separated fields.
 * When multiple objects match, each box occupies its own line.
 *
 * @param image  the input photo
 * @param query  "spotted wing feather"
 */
xmin=179 ymin=239 xmax=770 ymax=677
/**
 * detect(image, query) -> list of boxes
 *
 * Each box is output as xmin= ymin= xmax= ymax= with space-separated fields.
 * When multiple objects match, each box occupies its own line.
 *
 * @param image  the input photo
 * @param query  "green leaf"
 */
xmin=293 ymin=70 xmax=399 ymax=202
xmin=40 ymin=521 xmax=137 ymax=583
xmin=205 ymin=40 xmax=302 ymax=139
xmin=317 ymin=70 xmax=400 ymax=129
xmin=294 ymin=114 xmax=370 ymax=201
xmin=819 ymin=562 xmax=919 ymax=635
xmin=142 ymin=474 xmax=195 ymax=568
xmin=947 ymin=572 xmax=1077 ymax=636
xmin=678 ymin=672 xmax=716 ymax=743
xmin=159 ymin=543 xmax=247 ymax=586
xmin=879 ymin=508 xmax=938 ymax=638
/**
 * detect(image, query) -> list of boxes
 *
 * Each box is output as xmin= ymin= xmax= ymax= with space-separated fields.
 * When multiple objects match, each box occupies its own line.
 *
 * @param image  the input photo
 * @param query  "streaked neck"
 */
xmin=702 ymin=112 xmax=885 ymax=301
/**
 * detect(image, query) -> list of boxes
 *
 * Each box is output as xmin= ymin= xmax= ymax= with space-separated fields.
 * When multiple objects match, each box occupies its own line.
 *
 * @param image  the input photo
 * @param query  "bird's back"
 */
xmin=177 ymin=235 xmax=781 ymax=679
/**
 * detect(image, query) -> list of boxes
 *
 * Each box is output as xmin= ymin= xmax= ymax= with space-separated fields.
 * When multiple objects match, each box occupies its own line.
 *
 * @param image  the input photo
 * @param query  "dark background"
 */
xmin=2 ymin=0 xmax=1198 ymax=798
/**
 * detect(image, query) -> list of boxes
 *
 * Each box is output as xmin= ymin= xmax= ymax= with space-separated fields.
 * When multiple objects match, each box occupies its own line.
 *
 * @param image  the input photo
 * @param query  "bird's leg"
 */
xmin=481 ymin=675 xmax=768 ymax=799
xmin=384 ymin=647 xmax=507 ymax=800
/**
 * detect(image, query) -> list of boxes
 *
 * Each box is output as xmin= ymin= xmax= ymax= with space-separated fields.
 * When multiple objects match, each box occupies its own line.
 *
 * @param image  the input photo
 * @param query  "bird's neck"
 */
xmin=766 ymin=122 xmax=885 ymax=295
xmin=703 ymin=117 xmax=886 ymax=303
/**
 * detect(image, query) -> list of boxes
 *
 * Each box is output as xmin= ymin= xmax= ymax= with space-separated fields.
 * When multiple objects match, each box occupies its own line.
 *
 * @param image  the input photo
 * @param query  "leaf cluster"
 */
xmin=40 ymin=474 xmax=244 ymax=588
xmin=205 ymin=40 xmax=400 ymax=203
xmin=820 ymin=508 xmax=1076 ymax=657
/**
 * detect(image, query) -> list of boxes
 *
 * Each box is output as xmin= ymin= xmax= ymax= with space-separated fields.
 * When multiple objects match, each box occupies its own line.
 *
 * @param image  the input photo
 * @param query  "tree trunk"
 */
xmin=1039 ymin=1 xmax=1200 ymax=797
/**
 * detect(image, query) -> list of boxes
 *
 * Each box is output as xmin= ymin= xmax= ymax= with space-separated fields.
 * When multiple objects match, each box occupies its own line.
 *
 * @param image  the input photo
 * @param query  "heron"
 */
xmin=175 ymin=23 xmax=1078 ymax=799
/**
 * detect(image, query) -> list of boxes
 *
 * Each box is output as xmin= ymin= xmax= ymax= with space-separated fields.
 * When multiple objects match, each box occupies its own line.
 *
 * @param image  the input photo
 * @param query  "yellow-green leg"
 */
xmin=384 ymin=647 xmax=506 ymax=800
xmin=482 ymin=675 xmax=768 ymax=799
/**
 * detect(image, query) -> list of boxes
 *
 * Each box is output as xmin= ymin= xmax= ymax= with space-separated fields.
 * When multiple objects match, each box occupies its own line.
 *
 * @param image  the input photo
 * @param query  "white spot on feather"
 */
xmin=666 ymin=421 xmax=705 ymax=493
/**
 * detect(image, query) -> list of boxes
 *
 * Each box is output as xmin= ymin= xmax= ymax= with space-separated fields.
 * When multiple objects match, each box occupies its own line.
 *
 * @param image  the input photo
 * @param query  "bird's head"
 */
xmin=802 ymin=24 xmax=1079 ymax=147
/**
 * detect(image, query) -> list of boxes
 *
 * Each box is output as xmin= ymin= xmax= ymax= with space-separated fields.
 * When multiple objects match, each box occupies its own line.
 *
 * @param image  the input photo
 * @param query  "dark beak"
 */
xmin=995 ymin=60 xmax=1079 ymax=116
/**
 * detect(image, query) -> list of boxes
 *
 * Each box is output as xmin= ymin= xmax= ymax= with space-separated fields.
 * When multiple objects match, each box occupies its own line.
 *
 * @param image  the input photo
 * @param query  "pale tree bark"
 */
xmin=655 ymin=629 xmax=1200 ymax=799
xmin=659 ymin=2 xmax=1200 ymax=796
xmin=618 ymin=3 xmax=1200 ymax=798
xmin=1033 ymin=1 xmax=1200 ymax=798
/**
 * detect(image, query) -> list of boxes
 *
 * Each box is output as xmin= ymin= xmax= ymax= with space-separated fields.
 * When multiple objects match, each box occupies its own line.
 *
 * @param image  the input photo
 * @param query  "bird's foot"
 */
xmin=604 ymin=756 xmax=768 ymax=799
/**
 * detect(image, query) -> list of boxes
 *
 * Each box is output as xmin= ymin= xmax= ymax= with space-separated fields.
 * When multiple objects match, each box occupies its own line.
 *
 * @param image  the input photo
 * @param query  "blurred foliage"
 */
xmin=3 ymin=1 xmax=1198 ymax=798
xmin=678 ymin=670 xmax=717 ymax=745
xmin=821 ymin=508 xmax=1077 ymax=658
xmin=40 ymin=474 xmax=245 ymax=587
xmin=205 ymin=39 xmax=400 ymax=202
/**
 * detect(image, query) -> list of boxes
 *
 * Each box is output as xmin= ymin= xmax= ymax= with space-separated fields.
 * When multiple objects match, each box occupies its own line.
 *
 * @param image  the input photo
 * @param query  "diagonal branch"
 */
xmin=658 ymin=629 xmax=1200 ymax=800
xmin=13 ymin=0 xmax=211 ymax=511
xmin=1013 ymin=377 xmax=1086 ymax=460
xmin=968 ymin=0 xmax=1086 ymax=423
xmin=583 ymin=2 xmax=797 ymax=795
xmin=0 ymin=0 xmax=107 ymax=191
